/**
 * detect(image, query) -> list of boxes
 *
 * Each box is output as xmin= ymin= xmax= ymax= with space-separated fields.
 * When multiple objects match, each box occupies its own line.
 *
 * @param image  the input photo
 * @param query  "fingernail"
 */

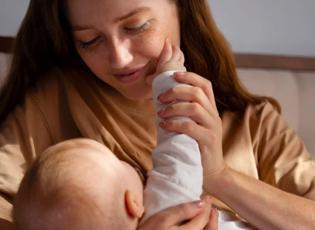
xmin=175 ymin=72 xmax=185 ymax=76
xmin=158 ymin=94 xmax=166 ymax=102
xmin=211 ymin=208 xmax=219 ymax=217
xmin=196 ymin=200 xmax=205 ymax=208
xmin=158 ymin=109 xmax=165 ymax=116
xmin=159 ymin=121 xmax=167 ymax=127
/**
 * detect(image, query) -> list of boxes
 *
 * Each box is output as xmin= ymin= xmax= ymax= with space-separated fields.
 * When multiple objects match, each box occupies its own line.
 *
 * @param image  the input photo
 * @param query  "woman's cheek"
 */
xmin=77 ymin=47 xmax=113 ymax=85
xmin=135 ymin=29 xmax=168 ymax=60
xmin=79 ymin=51 xmax=103 ymax=73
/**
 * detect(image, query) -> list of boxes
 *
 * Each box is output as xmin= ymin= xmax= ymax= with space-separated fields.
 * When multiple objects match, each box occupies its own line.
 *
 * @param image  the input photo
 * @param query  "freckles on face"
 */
xmin=132 ymin=26 xmax=166 ymax=60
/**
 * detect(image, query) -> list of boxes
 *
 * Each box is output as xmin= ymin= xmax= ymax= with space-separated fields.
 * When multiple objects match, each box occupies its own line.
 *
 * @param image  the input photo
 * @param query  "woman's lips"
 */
xmin=113 ymin=67 xmax=144 ymax=83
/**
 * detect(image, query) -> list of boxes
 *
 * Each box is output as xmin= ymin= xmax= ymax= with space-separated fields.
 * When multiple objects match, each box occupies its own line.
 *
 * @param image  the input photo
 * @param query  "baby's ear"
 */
xmin=125 ymin=190 xmax=144 ymax=218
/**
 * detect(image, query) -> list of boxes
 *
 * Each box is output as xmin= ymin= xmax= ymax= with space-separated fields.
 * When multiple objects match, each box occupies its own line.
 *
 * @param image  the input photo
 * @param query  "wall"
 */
xmin=209 ymin=0 xmax=315 ymax=57
xmin=0 ymin=0 xmax=315 ymax=57
xmin=0 ymin=0 xmax=29 ymax=36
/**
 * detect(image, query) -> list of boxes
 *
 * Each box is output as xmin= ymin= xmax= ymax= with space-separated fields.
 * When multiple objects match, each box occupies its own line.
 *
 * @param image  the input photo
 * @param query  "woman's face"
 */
xmin=67 ymin=0 xmax=180 ymax=100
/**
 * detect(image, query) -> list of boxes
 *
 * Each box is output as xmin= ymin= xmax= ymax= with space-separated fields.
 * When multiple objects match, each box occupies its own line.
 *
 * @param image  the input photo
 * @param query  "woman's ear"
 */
xmin=125 ymin=190 xmax=144 ymax=218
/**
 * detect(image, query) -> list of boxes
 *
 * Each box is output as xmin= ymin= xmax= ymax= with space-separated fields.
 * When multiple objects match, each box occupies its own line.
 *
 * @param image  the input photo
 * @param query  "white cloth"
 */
xmin=142 ymin=71 xmax=253 ymax=229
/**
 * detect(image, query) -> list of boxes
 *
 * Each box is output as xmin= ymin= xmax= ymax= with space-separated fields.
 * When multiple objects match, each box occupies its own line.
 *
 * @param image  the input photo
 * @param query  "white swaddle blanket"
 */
xmin=142 ymin=71 xmax=253 ymax=229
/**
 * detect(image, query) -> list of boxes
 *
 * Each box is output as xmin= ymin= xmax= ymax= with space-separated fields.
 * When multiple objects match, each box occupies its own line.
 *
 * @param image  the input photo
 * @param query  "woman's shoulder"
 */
xmin=244 ymin=100 xmax=281 ymax=125
xmin=223 ymin=100 xmax=281 ymax=126
xmin=239 ymin=100 xmax=287 ymax=138
xmin=221 ymin=99 xmax=287 ymax=153
xmin=245 ymin=99 xmax=280 ymax=116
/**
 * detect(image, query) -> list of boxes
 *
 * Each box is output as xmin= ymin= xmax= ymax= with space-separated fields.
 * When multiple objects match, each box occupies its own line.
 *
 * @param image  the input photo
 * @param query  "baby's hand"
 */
xmin=155 ymin=39 xmax=186 ymax=75
xmin=145 ymin=39 xmax=186 ymax=86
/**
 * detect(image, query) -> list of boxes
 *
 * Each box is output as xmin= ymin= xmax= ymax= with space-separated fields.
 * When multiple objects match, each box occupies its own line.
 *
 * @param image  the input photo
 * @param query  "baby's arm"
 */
xmin=142 ymin=41 xmax=203 ymax=222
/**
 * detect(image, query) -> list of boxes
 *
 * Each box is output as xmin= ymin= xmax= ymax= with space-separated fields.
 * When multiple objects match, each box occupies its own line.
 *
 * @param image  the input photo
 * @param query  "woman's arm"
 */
xmin=208 ymin=166 xmax=315 ymax=230
xmin=157 ymin=70 xmax=315 ymax=229
xmin=204 ymin=103 xmax=315 ymax=229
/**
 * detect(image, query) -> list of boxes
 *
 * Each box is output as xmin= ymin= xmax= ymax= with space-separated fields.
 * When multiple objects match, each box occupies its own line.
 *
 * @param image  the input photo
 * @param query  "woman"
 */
xmin=0 ymin=0 xmax=315 ymax=229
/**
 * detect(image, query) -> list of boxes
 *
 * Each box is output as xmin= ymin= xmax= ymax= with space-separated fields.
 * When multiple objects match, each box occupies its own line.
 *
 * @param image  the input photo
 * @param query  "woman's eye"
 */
xmin=125 ymin=21 xmax=151 ymax=33
xmin=78 ymin=36 xmax=101 ymax=49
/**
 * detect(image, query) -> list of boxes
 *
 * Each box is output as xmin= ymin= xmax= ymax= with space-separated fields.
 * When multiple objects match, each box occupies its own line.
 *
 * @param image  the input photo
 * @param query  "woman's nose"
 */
xmin=109 ymin=38 xmax=133 ymax=69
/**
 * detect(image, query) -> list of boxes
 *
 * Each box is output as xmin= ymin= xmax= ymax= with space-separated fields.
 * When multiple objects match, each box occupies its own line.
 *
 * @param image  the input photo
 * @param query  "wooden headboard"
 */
xmin=1 ymin=36 xmax=315 ymax=71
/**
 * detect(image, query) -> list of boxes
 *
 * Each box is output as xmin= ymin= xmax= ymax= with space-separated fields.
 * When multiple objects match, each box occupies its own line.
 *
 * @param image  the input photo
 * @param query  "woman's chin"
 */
xmin=120 ymin=89 xmax=153 ymax=101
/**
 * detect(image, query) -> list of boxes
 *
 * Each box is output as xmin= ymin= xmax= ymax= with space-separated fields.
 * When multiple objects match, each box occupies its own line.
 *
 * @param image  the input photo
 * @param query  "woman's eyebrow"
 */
xmin=73 ymin=25 xmax=91 ymax=31
xmin=114 ymin=7 xmax=150 ymax=22
xmin=72 ymin=7 xmax=150 ymax=31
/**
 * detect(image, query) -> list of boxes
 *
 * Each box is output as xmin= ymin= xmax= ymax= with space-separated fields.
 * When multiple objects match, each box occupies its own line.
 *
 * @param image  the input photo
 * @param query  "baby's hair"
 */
xmin=13 ymin=144 xmax=128 ymax=230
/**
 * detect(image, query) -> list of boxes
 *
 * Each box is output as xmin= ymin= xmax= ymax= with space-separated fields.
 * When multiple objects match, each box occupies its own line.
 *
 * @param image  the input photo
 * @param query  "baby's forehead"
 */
xmin=58 ymin=154 xmax=120 ymax=197
xmin=70 ymin=150 xmax=121 ymax=173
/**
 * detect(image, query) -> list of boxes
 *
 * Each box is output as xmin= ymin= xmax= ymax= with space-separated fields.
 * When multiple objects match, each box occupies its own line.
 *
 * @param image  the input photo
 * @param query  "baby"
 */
xmin=13 ymin=40 xmax=251 ymax=229
xmin=12 ymin=43 xmax=190 ymax=230
xmin=142 ymin=41 xmax=202 ymax=221
xmin=13 ymin=139 xmax=145 ymax=230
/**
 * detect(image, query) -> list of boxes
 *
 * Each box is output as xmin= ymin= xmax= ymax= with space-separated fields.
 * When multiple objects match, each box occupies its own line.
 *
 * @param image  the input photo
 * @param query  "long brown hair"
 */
xmin=0 ymin=0 xmax=279 ymax=122
xmin=0 ymin=0 xmax=81 ymax=122
xmin=176 ymin=0 xmax=279 ymax=113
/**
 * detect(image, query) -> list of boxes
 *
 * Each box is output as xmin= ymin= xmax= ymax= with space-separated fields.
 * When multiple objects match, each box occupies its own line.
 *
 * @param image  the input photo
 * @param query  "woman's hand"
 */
xmin=138 ymin=196 xmax=218 ymax=230
xmin=158 ymin=71 xmax=227 ymax=190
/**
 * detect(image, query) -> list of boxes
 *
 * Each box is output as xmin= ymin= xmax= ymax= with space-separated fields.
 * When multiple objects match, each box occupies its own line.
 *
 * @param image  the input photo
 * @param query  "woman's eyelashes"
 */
xmin=124 ymin=20 xmax=151 ymax=34
xmin=79 ymin=36 xmax=102 ymax=49
xmin=77 ymin=20 xmax=153 ymax=49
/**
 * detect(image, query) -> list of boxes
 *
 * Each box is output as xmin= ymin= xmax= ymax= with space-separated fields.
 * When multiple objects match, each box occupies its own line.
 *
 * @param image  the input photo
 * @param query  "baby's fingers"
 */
xmin=158 ymin=38 xmax=173 ymax=65
xmin=172 ymin=46 xmax=185 ymax=66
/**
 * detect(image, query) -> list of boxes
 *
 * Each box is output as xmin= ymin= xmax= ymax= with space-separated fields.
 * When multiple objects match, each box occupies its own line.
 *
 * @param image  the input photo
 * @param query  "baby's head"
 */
xmin=13 ymin=139 xmax=144 ymax=230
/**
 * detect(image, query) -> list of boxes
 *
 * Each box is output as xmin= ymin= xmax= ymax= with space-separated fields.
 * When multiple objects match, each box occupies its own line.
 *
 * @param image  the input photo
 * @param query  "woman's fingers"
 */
xmin=159 ymin=85 xmax=213 ymax=115
xmin=206 ymin=208 xmax=219 ymax=230
xmin=160 ymin=118 xmax=225 ymax=178
xmin=158 ymin=102 xmax=216 ymax=129
xmin=159 ymin=119 xmax=215 ymax=146
xmin=138 ymin=199 xmax=207 ymax=230
xmin=163 ymin=199 xmax=207 ymax=226
xmin=173 ymin=72 xmax=218 ymax=114
xmin=180 ymin=198 xmax=213 ymax=230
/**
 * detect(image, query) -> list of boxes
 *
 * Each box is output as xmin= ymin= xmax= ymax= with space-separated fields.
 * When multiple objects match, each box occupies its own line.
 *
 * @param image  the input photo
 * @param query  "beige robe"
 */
xmin=1 ymin=69 xmax=314 ymax=223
